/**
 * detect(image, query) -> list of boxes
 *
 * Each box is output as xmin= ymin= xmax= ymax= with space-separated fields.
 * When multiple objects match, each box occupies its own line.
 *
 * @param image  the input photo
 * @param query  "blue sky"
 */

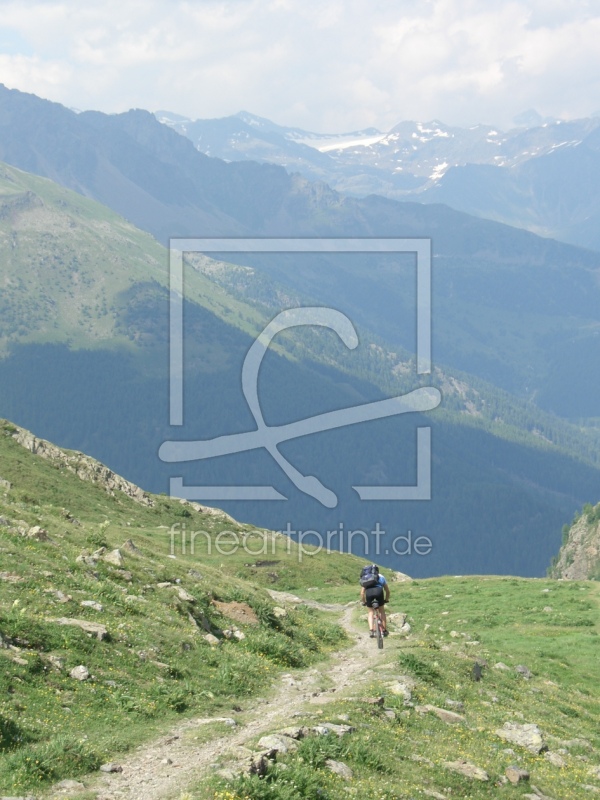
xmin=1 ymin=0 xmax=599 ymax=131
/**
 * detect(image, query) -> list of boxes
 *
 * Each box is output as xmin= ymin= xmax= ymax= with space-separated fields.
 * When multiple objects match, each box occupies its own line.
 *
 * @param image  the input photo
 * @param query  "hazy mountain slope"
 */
xmin=4 ymin=85 xmax=600 ymax=413
xmin=1 ymin=160 xmax=600 ymax=578
xmin=422 ymin=127 xmax=600 ymax=251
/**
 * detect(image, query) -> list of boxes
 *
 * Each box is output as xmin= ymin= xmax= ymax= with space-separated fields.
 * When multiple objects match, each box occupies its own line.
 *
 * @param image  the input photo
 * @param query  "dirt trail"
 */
xmin=80 ymin=599 xmax=402 ymax=800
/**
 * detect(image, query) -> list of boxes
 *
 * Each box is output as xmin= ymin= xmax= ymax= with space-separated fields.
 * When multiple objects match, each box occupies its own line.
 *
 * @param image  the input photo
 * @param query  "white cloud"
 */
xmin=0 ymin=0 xmax=599 ymax=130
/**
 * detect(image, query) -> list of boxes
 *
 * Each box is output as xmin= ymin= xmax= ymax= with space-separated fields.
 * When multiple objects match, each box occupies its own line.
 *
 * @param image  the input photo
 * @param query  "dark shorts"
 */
xmin=364 ymin=586 xmax=385 ymax=608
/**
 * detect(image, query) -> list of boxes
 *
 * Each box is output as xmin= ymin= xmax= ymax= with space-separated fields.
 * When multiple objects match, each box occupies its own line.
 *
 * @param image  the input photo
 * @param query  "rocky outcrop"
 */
xmin=550 ymin=503 xmax=600 ymax=580
xmin=10 ymin=423 xmax=155 ymax=506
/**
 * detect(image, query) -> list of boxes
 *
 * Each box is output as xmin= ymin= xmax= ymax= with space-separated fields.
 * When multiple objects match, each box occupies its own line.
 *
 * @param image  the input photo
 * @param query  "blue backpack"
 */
xmin=360 ymin=564 xmax=380 ymax=589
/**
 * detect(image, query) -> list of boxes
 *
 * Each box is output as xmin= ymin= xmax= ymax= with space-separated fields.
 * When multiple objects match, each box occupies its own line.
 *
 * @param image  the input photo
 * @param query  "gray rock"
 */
xmin=443 ymin=759 xmax=489 ymax=781
xmin=53 ymin=617 xmax=108 ymax=641
xmin=506 ymin=766 xmax=530 ymax=784
xmin=99 ymin=762 xmax=123 ymax=773
xmin=493 ymin=662 xmax=510 ymax=671
xmin=589 ymin=766 xmax=600 ymax=779
xmin=80 ymin=600 xmax=103 ymax=612
xmin=318 ymin=723 xmax=353 ymax=737
xmin=233 ymin=630 xmax=246 ymax=641
xmin=103 ymin=549 xmax=124 ymax=567
xmin=69 ymin=665 xmax=90 ymax=681
xmin=56 ymin=779 xmax=85 ymax=790
xmin=121 ymin=538 xmax=142 ymax=555
xmin=203 ymin=634 xmax=220 ymax=645
xmin=277 ymin=726 xmax=308 ymax=740
xmin=516 ymin=664 xmax=533 ymax=679
xmin=257 ymin=734 xmax=298 ymax=754
xmin=325 ymin=759 xmax=353 ymax=780
xmin=545 ymin=751 xmax=567 ymax=768
xmin=176 ymin=587 xmax=195 ymax=602
xmin=495 ymin=722 xmax=546 ymax=754
xmin=423 ymin=791 xmax=447 ymax=800
xmin=417 ymin=705 xmax=466 ymax=724
xmin=273 ymin=606 xmax=287 ymax=618
xmin=445 ymin=699 xmax=465 ymax=711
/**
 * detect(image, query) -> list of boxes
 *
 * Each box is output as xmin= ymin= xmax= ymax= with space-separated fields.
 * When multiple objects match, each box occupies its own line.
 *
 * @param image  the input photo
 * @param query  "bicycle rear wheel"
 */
xmin=376 ymin=611 xmax=384 ymax=649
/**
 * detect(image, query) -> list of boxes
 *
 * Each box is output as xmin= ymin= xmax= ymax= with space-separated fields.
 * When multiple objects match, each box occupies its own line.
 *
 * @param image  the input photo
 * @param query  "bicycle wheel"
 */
xmin=376 ymin=611 xmax=384 ymax=649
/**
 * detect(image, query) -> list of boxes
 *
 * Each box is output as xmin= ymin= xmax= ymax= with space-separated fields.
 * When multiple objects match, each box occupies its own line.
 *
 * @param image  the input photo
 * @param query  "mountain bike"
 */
xmin=372 ymin=600 xmax=385 ymax=649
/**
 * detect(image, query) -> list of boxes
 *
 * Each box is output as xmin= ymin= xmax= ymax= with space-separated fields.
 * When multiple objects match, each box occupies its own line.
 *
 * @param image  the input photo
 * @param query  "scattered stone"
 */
xmin=70 ymin=665 xmax=90 ymax=681
xmin=203 ymin=634 xmax=220 ymax=646
xmin=257 ymin=734 xmax=298 ymax=754
xmin=516 ymin=664 xmax=533 ymax=679
xmin=121 ymin=538 xmax=141 ymax=555
xmin=325 ymin=759 xmax=353 ymax=780
xmin=506 ymin=766 xmax=530 ymax=784
xmin=277 ymin=726 xmax=308 ymax=740
xmin=545 ymin=751 xmax=567 ymax=768
xmin=103 ymin=549 xmax=124 ymax=567
xmin=387 ymin=678 xmax=415 ymax=701
xmin=56 ymin=779 xmax=85 ymax=789
xmin=0 ymin=477 xmax=12 ymax=490
xmin=176 ymin=587 xmax=195 ymax=602
xmin=99 ymin=762 xmax=123 ymax=773
xmin=161 ymin=757 xmax=173 ymax=765
xmin=384 ymin=709 xmax=396 ymax=720
xmin=47 ymin=655 xmax=64 ymax=670
xmin=233 ymin=630 xmax=246 ymax=641
xmin=450 ymin=630 xmax=461 ymax=638
xmin=12 ymin=657 xmax=28 ymax=666
xmin=273 ymin=606 xmax=287 ymax=618
xmin=80 ymin=600 xmax=103 ymax=612
xmin=445 ymin=699 xmax=465 ymax=711
xmin=493 ymin=662 xmax=510 ymax=671
xmin=363 ymin=696 xmax=385 ymax=706
xmin=416 ymin=705 xmax=466 ymax=725
xmin=423 ymin=791 xmax=447 ymax=800
xmin=157 ymin=582 xmax=172 ymax=588
xmin=0 ymin=572 xmax=24 ymax=583
xmin=53 ymin=618 xmax=108 ymax=641
xmin=589 ymin=766 xmax=600 ymax=779
xmin=410 ymin=754 xmax=434 ymax=767
xmin=543 ymin=606 xmax=553 ymax=612
xmin=312 ymin=723 xmax=354 ymax=737
xmin=495 ymin=722 xmax=547 ymax=754
xmin=27 ymin=525 xmax=51 ymax=541
xmin=443 ymin=759 xmax=489 ymax=781
xmin=391 ymin=571 xmax=412 ymax=582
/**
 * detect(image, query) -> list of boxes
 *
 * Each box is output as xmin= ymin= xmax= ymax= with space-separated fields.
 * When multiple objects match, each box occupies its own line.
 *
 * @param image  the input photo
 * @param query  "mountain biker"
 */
xmin=360 ymin=565 xmax=390 ymax=637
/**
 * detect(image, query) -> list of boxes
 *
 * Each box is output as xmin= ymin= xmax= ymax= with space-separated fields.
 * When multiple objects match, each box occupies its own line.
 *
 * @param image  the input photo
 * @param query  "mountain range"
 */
xmin=1 ymin=84 xmax=600 ymax=577
xmin=156 ymin=107 xmax=600 ymax=250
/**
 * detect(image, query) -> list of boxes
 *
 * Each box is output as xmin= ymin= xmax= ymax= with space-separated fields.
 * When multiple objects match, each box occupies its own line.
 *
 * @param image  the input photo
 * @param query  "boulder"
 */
xmin=506 ymin=766 xmax=530 ymax=784
xmin=443 ymin=759 xmax=489 ymax=781
xmin=80 ymin=600 xmax=103 ymax=612
xmin=203 ymin=634 xmax=220 ymax=645
xmin=103 ymin=549 xmax=124 ymax=567
xmin=495 ymin=722 xmax=547 ymax=754
xmin=545 ymin=751 xmax=567 ymax=768
xmin=53 ymin=617 xmax=108 ymax=641
xmin=325 ymin=759 xmax=353 ymax=780
xmin=99 ymin=763 xmax=123 ymax=773
xmin=515 ymin=664 xmax=533 ymax=679
xmin=417 ymin=705 xmax=466 ymax=725
xmin=70 ymin=665 xmax=90 ymax=681
xmin=257 ymin=734 xmax=298 ymax=754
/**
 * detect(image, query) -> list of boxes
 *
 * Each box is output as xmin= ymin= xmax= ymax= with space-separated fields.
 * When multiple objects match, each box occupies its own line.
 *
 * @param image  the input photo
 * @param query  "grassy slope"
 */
xmin=207 ymin=578 xmax=600 ymax=800
xmin=0 ymin=161 xmax=264 ymax=352
xmin=0 ymin=419 xmax=359 ymax=793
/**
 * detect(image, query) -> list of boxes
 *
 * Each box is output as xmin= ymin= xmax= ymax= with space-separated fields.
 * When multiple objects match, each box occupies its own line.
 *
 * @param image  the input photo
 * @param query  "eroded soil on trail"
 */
xmin=68 ymin=597 xmax=405 ymax=800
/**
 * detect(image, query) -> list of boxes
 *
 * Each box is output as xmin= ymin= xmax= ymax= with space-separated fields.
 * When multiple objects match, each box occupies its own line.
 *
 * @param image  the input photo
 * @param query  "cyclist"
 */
xmin=360 ymin=565 xmax=390 ymax=637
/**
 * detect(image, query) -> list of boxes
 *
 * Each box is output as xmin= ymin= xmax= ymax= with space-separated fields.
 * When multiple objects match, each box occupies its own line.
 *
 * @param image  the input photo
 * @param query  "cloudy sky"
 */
xmin=0 ymin=0 xmax=599 ymax=132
